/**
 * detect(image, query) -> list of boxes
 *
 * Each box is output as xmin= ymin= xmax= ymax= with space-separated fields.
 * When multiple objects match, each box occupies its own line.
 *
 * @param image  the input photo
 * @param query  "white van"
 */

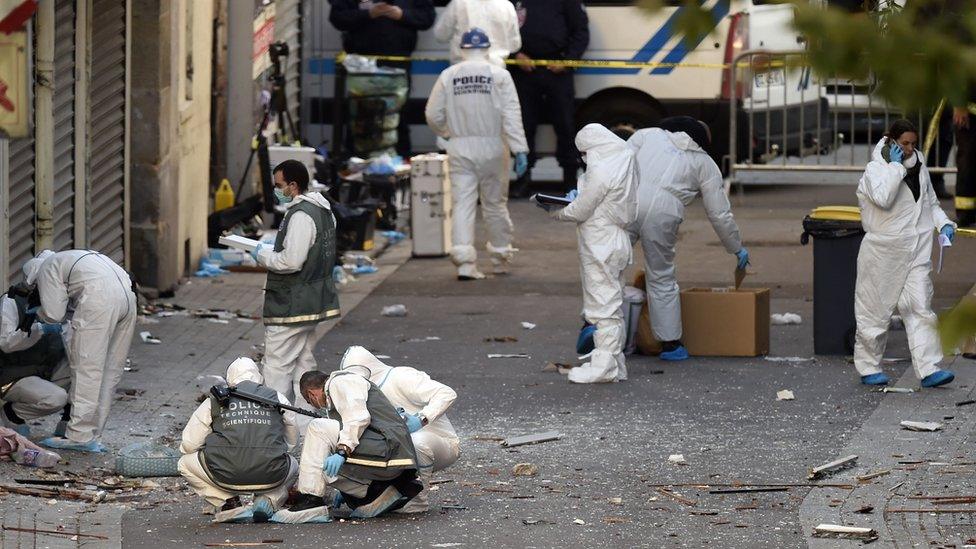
xmin=302 ymin=0 xmax=831 ymax=173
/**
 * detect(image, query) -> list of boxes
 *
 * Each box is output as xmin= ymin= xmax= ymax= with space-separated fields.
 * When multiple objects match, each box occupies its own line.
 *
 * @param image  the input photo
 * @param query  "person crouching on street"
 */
xmin=178 ymin=357 xmax=300 ymax=523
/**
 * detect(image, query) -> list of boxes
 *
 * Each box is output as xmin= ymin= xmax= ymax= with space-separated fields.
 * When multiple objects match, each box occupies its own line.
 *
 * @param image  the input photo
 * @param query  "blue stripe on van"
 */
xmin=650 ymin=0 xmax=730 ymax=75
xmin=576 ymin=4 xmax=688 ymax=76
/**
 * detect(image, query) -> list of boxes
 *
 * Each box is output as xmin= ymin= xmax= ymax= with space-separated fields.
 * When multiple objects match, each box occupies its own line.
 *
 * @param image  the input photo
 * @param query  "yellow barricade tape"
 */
xmin=958 ymin=228 xmax=976 ymax=239
xmin=956 ymin=196 xmax=976 ymax=210
xmin=335 ymin=51 xmax=789 ymax=71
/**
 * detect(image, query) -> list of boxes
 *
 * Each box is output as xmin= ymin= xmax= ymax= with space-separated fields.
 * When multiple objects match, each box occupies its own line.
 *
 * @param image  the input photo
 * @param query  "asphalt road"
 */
xmin=121 ymin=186 xmax=974 ymax=548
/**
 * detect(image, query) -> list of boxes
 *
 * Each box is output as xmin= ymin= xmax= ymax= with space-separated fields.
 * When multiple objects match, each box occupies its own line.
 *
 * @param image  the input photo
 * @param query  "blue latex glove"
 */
xmin=735 ymin=248 xmax=750 ymax=270
xmin=403 ymin=413 xmax=423 ymax=433
xmin=251 ymin=242 xmax=263 ymax=262
xmin=324 ymin=453 xmax=346 ymax=477
xmin=514 ymin=153 xmax=528 ymax=178
xmin=565 ymin=189 xmax=579 ymax=202
xmin=888 ymin=142 xmax=904 ymax=164
xmin=41 ymin=323 xmax=62 ymax=335
xmin=941 ymin=224 xmax=956 ymax=244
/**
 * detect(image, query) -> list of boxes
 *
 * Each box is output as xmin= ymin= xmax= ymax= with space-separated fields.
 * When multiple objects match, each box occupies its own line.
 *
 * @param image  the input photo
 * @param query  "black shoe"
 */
xmin=288 ymin=493 xmax=327 ymax=513
xmin=509 ymin=173 xmax=532 ymax=199
xmin=661 ymin=340 xmax=683 ymax=353
xmin=220 ymin=496 xmax=243 ymax=512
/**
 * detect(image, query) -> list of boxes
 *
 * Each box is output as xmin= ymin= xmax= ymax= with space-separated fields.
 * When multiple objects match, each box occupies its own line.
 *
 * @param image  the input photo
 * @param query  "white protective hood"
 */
xmin=23 ymin=249 xmax=55 ymax=285
xmin=339 ymin=346 xmax=392 ymax=384
xmin=574 ymin=123 xmax=638 ymax=228
xmin=226 ymin=357 xmax=264 ymax=386
xmin=290 ymin=191 xmax=332 ymax=212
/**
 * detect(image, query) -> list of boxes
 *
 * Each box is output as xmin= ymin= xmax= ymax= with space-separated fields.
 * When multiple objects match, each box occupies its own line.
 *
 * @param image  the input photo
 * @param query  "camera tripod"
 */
xmin=235 ymin=41 xmax=300 ymax=213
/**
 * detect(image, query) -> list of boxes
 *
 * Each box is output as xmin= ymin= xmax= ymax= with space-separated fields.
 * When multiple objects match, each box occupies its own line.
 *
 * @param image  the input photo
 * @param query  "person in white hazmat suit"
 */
xmin=543 ymin=123 xmax=638 ymax=384
xmin=337 ymin=345 xmax=460 ymax=513
xmin=251 ymin=160 xmax=340 ymax=407
xmin=434 ymin=0 xmax=521 ymax=67
xmin=0 ymin=284 xmax=70 ymax=437
xmin=425 ymin=27 xmax=529 ymax=280
xmin=179 ymin=357 xmax=300 ymax=523
xmin=627 ymin=117 xmax=748 ymax=361
xmin=21 ymin=249 xmax=136 ymax=453
xmin=855 ymin=119 xmax=956 ymax=388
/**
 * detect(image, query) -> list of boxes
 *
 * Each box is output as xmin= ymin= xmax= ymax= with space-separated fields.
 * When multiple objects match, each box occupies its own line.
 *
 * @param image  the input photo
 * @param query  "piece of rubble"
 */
xmin=607 ymin=497 xmax=622 ymax=505
xmin=501 ymin=431 xmax=561 ymax=448
xmin=488 ymin=353 xmax=530 ymax=359
xmin=876 ymin=387 xmax=915 ymax=394
xmin=139 ymin=331 xmax=161 ymax=344
xmin=854 ymin=505 xmax=874 ymax=514
xmin=521 ymin=322 xmax=536 ymax=330
xmin=381 ymin=304 xmax=408 ymax=317
xmin=812 ymin=524 xmax=878 ymax=542
xmin=770 ymin=313 xmax=802 ymax=325
xmin=764 ymin=356 xmax=814 ymax=363
xmin=485 ymin=336 xmax=518 ymax=343
xmin=808 ymin=455 xmax=858 ymax=480
xmin=668 ymin=454 xmax=688 ymax=465
xmin=776 ymin=390 xmax=795 ymax=401
xmin=900 ymin=420 xmax=943 ymax=432
xmin=512 ymin=463 xmax=539 ymax=477
xmin=573 ymin=519 xmax=585 ymax=525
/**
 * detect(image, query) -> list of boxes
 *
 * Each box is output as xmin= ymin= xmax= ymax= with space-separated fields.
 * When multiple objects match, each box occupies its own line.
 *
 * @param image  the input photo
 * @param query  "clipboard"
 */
xmin=532 ymin=193 xmax=572 ymax=208
xmin=218 ymin=235 xmax=260 ymax=253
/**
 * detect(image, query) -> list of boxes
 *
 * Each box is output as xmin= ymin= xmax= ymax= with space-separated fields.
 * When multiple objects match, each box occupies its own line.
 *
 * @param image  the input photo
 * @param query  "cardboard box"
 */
xmin=680 ymin=288 xmax=770 ymax=356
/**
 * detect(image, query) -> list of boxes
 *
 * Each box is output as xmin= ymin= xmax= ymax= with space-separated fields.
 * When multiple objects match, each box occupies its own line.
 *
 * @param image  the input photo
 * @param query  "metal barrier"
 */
xmin=728 ymin=50 xmax=956 ymax=186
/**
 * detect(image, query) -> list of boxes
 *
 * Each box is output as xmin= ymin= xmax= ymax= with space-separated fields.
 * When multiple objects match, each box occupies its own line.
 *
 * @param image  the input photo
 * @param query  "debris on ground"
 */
xmin=521 ymin=518 xmax=554 ymax=525
xmin=854 ymin=505 xmax=874 ymax=514
xmin=401 ymin=336 xmax=441 ymax=343
xmin=603 ymin=516 xmax=629 ymax=524
xmin=521 ymin=322 xmax=536 ymax=330
xmin=203 ymin=541 xmax=284 ymax=548
xmin=484 ymin=336 xmax=518 ymax=343
xmin=139 ymin=331 xmax=161 ymax=344
xmin=812 ymin=524 xmax=878 ymax=542
xmin=764 ymin=356 xmax=814 ymax=363
xmin=776 ymin=390 xmax=795 ymax=401
xmin=770 ymin=313 xmax=802 ymax=325
xmin=856 ymin=469 xmax=891 ymax=482
xmin=876 ymin=387 xmax=915 ymax=394
xmin=607 ymin=497 xmax=623 ymax=505
xmin=470 ymin=435 xmax=504 ymax=442
xmin=512 ymin=463 xmax=539 ymax=477
xmin=0 ymin=526 xmax=108 ymax=541
xmin=542 ymin=362 xmax=574 ymax=373
xmin=956 ymin=399 xmax=976 ymax=407
xmin=501 ymin=431 xmax=562 ymax=448
xmin=708 ymin=487 xmax=788 ymax=494
xmin=381 ymin=304 xmax=408 ymax=317
xmin=808 ymin=455 xmax=858 ymax=480
xmin=488 ymin=353 xmax=530 ymax=359
xmin=655 ymin=487 xmax=696 ymax=507
xmin=573 ymin=519 xmax=585 ymax=525
xmin=668 ymin=454 xmax=688 ymax=466
xmin=900 ymin=420 xmax=943 ymax=432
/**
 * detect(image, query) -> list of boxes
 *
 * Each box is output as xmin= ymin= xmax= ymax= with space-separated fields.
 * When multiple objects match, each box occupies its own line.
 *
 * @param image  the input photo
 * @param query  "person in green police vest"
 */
xmin=251 ymin=160 xmax=340 ymax=408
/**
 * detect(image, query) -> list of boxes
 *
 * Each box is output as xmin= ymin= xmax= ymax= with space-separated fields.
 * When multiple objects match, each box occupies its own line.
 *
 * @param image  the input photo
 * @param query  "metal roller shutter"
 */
xmin=274 ymin=0 xmax=301 ymax=137
xmin=88 ymin=0 xmax=126 ymax=264
xmin=52 ymin=0 xmax=75 ymax=251
xmin=7 ymin=137 xmax=35 ymax=284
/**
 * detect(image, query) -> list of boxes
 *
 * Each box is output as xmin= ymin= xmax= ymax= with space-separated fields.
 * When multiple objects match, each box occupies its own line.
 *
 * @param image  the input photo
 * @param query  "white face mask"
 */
xmin=902 ymin=151 xmax=918 ymax=169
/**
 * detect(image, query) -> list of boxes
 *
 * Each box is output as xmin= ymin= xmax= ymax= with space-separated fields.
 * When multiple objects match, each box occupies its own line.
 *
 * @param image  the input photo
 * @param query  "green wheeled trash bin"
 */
xmin=800 ymin=212 xmax=865 ymax=355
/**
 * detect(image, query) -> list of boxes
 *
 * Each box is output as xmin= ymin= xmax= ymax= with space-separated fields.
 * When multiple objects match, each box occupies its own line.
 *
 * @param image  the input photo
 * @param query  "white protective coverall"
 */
xmin=553 ymin=124 xmax=638 ymax=383
xmin=256 ymin=191 xmax=335 ymax=407
xmin=433 ymin=0 xmax=521 ymax=67
xmin=425 ymin=47 xmax=528 ymax=275
xmin=627 ymin=128 xmax=742 ymax=342
xmin=178 ymin=358 xmax=299 ymax=510
xmin=0 ymin=295 xmax=70 ymax=423
xmin=854 ymin=140 xmax=954 ymax=379
xmin=25 ymin=250 xmax=136 ymax=443
xmin=339 ymin=346 xmax=460 ymax=513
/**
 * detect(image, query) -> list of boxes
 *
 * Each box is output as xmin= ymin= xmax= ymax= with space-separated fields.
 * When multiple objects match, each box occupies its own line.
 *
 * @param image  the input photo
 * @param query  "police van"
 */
xmin=302 ymin=0 xmax=829 ymax=175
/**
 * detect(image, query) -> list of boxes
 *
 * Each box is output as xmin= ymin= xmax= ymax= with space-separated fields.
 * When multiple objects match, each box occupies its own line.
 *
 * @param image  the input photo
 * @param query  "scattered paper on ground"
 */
xmin=488 ymin=354 xmax=530 ymax=359
xmin=521 ymin=322 xmax=536 ymax=330
xmin=776 ymin=390 xmax=795 ymax=401
xmin=900 ymin=420 xmax=943 ymax=432
xmin=668 ymin=454 xmax=687 ymax=465
xmin=764 ymin=356 xmax=814 ymax=363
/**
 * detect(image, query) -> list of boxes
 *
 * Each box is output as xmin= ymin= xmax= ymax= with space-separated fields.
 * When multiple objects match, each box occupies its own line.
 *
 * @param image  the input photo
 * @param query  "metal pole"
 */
xmin=33 ymin=0 xmax=55 ymax=252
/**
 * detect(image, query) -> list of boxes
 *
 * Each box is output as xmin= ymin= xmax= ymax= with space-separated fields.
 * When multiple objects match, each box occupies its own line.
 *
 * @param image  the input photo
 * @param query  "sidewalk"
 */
xmin=0 ymin=236 xmax=412 ymax=548
xmin=800 ymin=354 xmax=976 ymax=547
